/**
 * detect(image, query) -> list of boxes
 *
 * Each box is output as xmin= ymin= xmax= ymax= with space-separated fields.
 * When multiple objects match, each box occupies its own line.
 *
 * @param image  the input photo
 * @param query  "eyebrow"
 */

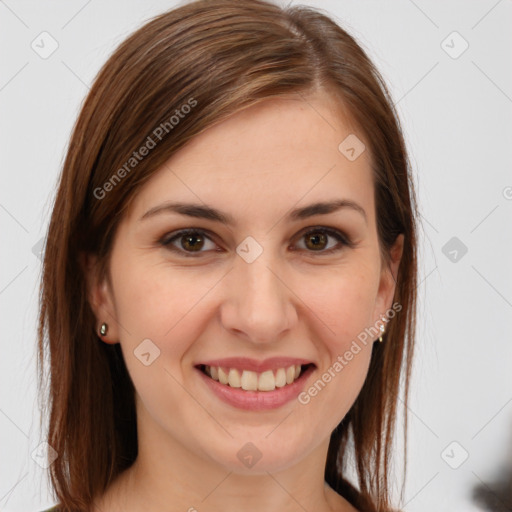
xmin=139 ymin=199 xmax=367 ymax=225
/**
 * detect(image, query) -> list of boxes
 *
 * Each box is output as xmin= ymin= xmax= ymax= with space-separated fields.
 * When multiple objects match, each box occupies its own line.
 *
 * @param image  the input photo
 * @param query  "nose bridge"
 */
xmin=221 ymin=246 xmax=295 ymax=342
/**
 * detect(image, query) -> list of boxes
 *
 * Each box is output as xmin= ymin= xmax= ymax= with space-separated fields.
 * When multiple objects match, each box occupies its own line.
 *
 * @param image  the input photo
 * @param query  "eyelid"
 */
xmin=159 ymin=225 xmax=354 ymax=256
xmin=159 ymin=228 xmax=220 ymax=256
xmin=291 ymin=225 xmax=354 ymax=253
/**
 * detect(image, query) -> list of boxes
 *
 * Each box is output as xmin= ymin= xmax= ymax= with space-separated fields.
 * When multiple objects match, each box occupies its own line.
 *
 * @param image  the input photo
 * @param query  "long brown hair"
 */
xmin=37 ymin=1 xmax=418 ymax=510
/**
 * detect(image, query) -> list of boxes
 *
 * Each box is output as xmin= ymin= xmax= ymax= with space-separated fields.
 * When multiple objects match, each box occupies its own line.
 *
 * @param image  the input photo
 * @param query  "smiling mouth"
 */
xmin=196 ymin=363 xmax=315 ymax=392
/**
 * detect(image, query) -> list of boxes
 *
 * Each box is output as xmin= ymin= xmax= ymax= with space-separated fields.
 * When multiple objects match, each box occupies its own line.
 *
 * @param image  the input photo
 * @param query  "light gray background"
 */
xmin=1 ymin=1 xmax=511 ymax=511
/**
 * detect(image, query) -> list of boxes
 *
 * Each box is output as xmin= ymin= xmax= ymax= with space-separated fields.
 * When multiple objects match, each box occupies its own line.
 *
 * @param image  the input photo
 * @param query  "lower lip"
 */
xmin=196 ymin=365 xmax=315 ymax=411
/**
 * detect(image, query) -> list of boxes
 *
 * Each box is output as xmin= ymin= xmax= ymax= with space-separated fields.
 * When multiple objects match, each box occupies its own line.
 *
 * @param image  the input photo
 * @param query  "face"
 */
xmin=86 ymin=91 xmax=403 ymax=475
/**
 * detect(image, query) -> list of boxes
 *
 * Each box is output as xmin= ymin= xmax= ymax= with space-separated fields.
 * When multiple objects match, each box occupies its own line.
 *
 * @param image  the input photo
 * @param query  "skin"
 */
xmin=85 ymin=90 xmax=403 ymax=512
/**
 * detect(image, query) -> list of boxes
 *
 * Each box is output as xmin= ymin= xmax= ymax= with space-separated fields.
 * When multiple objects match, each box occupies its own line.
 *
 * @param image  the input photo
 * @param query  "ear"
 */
xmin=372 ymin=233 xmax=404 ymax=328
xmin=79 ymin=251 xmax=119 ymax=344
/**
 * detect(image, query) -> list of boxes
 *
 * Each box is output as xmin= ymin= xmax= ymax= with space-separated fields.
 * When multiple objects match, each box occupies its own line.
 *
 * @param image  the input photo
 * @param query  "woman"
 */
xmin=37 ymin=0 xmax=418 ymax=510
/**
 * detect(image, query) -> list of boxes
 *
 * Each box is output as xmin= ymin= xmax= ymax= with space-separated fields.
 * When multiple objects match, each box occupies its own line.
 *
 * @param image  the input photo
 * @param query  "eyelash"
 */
xmin=159 ymin=226 xmax=354 ymax=257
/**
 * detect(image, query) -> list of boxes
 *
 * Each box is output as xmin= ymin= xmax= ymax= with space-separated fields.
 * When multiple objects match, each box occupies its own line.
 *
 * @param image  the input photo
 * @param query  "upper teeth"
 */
xmin=205 ymin=364 xmax=302 ymax=391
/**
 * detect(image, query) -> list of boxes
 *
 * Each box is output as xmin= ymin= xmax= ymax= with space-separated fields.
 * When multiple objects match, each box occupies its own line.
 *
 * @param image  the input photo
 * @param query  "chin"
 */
xmin=199 ymin=429 xmax=317 ymax=475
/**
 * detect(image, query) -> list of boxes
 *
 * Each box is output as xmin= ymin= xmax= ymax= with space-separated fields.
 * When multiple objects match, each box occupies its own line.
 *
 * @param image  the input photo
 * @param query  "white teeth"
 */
xmin=218 ymin=367 xmax=229 ymax=385
xmin=275 ymin=367 xmax=286 ymax=387
xmin=286 ymin=365 xmax=295 ymax=384
xmin=258 ymin=370 xmax=276 ymax=391
xmin=228 ymin=368 xmax=241 ymax=388
xmin=241 ymin=370 xmax=258 ymax=391
xmin=203 ymin=363 xmax=307 ymax=391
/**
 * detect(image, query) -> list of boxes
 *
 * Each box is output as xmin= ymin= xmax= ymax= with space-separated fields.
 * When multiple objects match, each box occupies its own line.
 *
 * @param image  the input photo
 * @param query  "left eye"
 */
xmin=160 ymin=227 xmax=351 ymax=256
xmin=294 ymin=228 xmax=349 ymax=252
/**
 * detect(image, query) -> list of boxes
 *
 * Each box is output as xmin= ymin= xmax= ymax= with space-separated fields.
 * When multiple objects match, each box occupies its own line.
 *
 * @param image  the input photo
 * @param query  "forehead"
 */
xmin=127 ymin=92 xmax=374 ymax=226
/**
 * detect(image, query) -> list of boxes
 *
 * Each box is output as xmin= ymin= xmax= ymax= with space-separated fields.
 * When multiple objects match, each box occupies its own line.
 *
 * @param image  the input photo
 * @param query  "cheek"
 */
xmin=292 ymin=264 xmax=378 ymax=416
xmin=111 ymin=255 xmax=219 ymax=363
xmin=109 ymin=258 xmax=214 ymax=419
xmin=295 ymin=262 xmax=379 ymax=346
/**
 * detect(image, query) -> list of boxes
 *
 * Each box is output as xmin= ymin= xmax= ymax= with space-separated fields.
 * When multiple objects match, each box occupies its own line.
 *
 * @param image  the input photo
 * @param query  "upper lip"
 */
xmin=196 ymin=357 xmax=315 ymax=373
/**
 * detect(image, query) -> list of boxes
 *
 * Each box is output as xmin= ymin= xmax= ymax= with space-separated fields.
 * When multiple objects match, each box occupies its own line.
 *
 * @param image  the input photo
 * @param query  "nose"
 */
xmin=219 ymin=251 xmax=298 ymax=344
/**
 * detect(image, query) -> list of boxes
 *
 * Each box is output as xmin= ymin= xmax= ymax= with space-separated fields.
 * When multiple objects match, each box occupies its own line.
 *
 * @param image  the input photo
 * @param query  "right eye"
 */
xmin=160 ymin=229 xmax=220 ymax=256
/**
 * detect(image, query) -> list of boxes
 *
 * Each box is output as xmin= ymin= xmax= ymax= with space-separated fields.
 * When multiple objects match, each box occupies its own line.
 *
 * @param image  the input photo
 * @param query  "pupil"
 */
xmin=306 ymin=232 xmax=326 ymax=250
xmin=182 ymin=234 xmax=203 ymax=251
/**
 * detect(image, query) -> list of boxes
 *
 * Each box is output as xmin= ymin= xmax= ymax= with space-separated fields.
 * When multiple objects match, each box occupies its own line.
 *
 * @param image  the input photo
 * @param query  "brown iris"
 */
xmin=304 ymin=231 xmax=327 ymax=251
xmin=181 ymin=233 xmax=205 ymax=251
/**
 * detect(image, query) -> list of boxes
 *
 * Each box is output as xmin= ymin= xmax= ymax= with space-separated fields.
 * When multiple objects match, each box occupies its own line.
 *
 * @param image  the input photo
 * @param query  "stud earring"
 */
xmin=99 ymin=323 xmax=108 ymax=336
xmin=378 ymin=323 xmax=385 ymax=343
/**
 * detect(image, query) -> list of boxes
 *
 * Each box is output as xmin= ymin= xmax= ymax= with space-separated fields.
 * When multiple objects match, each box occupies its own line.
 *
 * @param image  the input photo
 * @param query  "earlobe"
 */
xmin=80 ymin=251 xmax=119 ymax=344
